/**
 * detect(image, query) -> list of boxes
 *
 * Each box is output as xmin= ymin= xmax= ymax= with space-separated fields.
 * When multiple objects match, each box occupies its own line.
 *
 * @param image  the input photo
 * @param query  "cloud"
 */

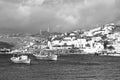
xmin=84 ymin=0 xmax=115 ymax=6
xmin=25 ymin=0 xmax=45 ymax=6
xmin=56 ymin=4 xmax=80 ymax=25
xmin=54 ymin=0 xmax=119 ymax=30
xmin=0 ymin=0 xmax=120 ymax=32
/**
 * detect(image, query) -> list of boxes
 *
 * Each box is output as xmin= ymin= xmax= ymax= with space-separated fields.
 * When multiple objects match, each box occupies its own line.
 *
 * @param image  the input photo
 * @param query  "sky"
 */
xmin=0 ymin=0 xmax=120 ymax=33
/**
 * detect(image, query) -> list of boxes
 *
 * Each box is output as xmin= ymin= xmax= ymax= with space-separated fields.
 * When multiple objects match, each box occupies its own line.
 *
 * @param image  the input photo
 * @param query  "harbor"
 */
xmin=1 ymin=0 xmax=120 ymax=80
xmin=0 ymin=23 xmax=120 ymax=80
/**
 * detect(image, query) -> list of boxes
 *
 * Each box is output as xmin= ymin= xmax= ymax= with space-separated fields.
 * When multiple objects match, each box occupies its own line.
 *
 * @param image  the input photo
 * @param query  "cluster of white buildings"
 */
xmin=47 ymin=23 xmax=120 ymax=54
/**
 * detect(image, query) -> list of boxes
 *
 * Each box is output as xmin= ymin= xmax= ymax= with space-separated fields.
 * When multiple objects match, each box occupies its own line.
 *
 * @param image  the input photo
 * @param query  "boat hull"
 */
xmin=33 ymin=54 xmax=57 ymax=61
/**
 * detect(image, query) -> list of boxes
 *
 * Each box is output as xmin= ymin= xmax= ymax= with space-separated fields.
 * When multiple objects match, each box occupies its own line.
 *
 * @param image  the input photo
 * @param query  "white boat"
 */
xmin=107 ymin=53 xmax=120 ymax=56
xmin=33 ymin=50 xmax=58 ymax=61
xmin=33 ymin=53 xmax=57 ymax=61
xmin=100 ymin=52 xmax=120 ymax=56
xmin=10 ymin=55 xmax=31 ymax=64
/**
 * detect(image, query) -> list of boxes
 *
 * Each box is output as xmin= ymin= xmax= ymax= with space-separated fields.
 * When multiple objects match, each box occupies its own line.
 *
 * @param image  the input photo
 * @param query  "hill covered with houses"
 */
xmin=1 ymin=23 xmax=120 ymax=55
xmin=47 ymin=23 xmax=120 ymax=54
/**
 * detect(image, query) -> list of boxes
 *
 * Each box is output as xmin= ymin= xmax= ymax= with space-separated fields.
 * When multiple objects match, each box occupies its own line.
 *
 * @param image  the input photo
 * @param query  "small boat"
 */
xmin=10 ymin=55 xmax=31 ymax=64
xmin=33 ymin=53 xmax=57 ymax=61
xmin=33 ymin=50 xmax=58 ymax=61
xmin=100 ymin=52 xmax=120 ymax=56
xmin=107 ymin=53 xmax=120 ymax=56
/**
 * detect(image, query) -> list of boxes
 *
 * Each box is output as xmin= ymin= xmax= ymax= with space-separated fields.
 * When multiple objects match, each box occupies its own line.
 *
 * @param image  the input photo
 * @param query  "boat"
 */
xmin=33 ymin=49 xmax=58 ymax=61
xmin=99 ymin=49 xmax=120 ymax=56
xmin=102 ymin=53 xmax=120 ymax=56
xmin=100 ymin=52 xmax=120 ymax=56
xmin=10 ymin=55 xmax=31 ymax=64
xmin=107 ymin=53 xmax=120 ymax=56
xmin=33 ymin=53 xmax=57 ymax=61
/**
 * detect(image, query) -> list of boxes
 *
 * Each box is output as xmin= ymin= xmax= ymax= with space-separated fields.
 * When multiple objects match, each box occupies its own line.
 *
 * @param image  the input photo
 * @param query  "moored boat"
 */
xmin=33 ymin=49 xmax=58 ymax=61
xmin=10 ymin=55 xmax=31 ymax=64
xmin=107 ymin=53 xmax=120 ymax=56
xmin=33 ymin=53 xmax=57 ymax=61
xmin=100 ymin=52 xmax=120 ymax=56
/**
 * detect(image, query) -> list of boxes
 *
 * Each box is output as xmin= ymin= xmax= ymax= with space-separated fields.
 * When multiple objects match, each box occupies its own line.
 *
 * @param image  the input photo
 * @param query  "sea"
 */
xmin=0 ymin=54 xmax=120 ymax=80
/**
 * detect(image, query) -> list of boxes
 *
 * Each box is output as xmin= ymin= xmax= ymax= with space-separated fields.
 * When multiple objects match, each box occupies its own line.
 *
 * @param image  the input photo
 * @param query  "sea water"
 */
xmin=0 ymin=54 xmax=120 ymax=80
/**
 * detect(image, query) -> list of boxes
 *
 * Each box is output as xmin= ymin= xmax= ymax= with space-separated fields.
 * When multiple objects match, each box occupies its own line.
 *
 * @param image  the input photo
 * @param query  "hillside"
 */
xmin=0 ymin=41 xmax=14 ymax=49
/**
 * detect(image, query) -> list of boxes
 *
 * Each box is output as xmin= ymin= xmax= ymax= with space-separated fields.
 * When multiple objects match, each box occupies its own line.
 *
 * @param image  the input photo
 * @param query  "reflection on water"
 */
xmin=0 ymin=54 xmax=120 ymax=80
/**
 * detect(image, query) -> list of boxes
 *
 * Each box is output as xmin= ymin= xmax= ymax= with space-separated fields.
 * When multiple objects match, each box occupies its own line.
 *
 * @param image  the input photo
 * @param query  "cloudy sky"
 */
xmin=0 ymin=0 xmax=120 ymax=32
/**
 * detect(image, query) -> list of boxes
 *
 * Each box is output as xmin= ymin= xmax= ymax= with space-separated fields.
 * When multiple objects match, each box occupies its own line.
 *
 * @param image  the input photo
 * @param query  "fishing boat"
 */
xmin=101 ymin=53 xmax=120 ymax=56
xmin=33 ymin=49 xmax=58 ymax=61
xmin=10 ymin=55 xmax=31 ymax=64
xmin=107 ymin=53 xmax=120 ymax=56
xmin=99 ymin=49 xmax=120 ymax=56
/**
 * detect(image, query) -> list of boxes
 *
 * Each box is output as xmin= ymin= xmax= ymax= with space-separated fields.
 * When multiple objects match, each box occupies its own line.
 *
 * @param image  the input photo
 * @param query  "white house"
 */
xmin=83 ymin=39 xmax=104 ymax=54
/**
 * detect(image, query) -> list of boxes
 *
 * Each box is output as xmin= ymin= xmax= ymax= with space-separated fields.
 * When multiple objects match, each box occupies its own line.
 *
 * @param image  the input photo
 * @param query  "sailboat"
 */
xmin=10 ymin=55 xmax=31 ymax=64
